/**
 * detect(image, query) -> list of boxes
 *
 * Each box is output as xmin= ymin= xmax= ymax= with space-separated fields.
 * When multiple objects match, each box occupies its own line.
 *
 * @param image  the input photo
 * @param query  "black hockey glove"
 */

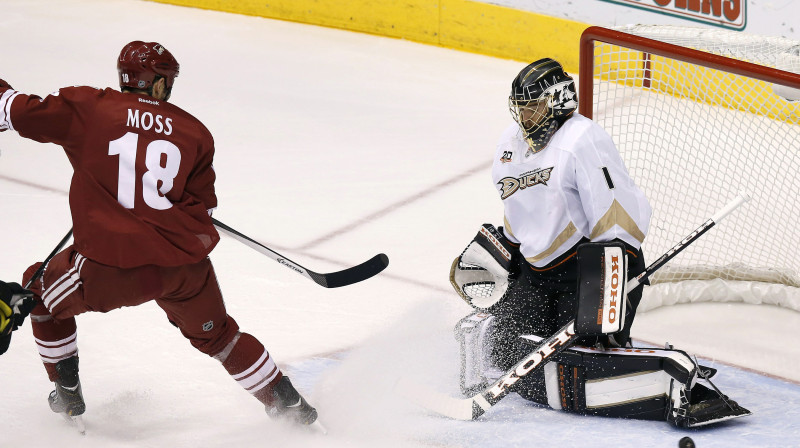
xmin=0 ymin=281 xmax=35 ymax=355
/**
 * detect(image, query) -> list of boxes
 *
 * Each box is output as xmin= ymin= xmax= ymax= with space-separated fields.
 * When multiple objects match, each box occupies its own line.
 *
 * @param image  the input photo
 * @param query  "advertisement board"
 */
xmin=484 ymin=0 xmax=798 ymax=39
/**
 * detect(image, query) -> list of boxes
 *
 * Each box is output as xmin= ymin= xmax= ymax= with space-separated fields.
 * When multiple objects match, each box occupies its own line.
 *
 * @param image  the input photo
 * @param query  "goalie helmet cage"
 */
xmin=578 ymin=25 xmax=800 ymax=312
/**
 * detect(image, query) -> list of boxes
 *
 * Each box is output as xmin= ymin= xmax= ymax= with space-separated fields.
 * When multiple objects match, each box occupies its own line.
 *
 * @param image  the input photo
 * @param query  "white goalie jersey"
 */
xmin=492 ymin=113 xmax=652 ymax=268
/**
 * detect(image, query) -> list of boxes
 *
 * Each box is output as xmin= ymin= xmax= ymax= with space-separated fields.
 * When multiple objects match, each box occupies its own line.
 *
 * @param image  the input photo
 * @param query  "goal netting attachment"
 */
xmin=578 ymin=25 xmax=800 ymax=312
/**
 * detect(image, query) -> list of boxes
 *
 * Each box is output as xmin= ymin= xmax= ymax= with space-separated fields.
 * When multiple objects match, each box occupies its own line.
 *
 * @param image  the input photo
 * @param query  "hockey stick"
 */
xmin=396 ymin=193 xmax=751 ymax=420
xmin=23 ymin=228 xmax=74 ymax=289
xmin=212 ymin=218 xmax=389 ymax=288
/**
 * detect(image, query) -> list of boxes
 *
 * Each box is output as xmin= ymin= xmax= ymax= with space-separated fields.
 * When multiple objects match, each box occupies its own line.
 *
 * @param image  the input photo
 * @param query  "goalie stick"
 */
xmin=212 ymin=218 xmax=389 ymax=288
xmin=396 ymin=193 xmax=751 ymax=420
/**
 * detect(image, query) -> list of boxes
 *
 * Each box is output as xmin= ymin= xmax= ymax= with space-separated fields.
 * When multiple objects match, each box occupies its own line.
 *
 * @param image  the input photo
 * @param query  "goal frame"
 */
xmin=578 ymin=26 xmax=800 ymax=118
xmin=576 ymin=25 xmax=800 ymax=312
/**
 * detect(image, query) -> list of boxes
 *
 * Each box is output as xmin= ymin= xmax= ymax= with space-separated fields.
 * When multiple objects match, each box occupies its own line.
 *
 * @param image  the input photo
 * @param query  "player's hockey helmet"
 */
xmin=509 ymin=58 xmax=577 ymax=153
xmin=117 ymin=41 xmax=179 ymax=99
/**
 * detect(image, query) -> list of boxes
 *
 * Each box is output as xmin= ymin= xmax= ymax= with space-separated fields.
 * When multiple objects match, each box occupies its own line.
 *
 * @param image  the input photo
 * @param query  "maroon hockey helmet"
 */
xmin=117 ymin=41 xmax=179 ymax=92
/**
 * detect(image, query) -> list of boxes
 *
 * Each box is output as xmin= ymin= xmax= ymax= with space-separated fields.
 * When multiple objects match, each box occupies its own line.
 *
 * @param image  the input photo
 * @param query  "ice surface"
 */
xmin=1 ymin=1 xmax=798 ymax=447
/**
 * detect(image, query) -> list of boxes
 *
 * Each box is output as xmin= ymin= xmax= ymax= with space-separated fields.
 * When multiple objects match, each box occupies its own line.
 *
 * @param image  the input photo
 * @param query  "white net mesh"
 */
xmin=585 ymin=25 xmax=800 ymax=311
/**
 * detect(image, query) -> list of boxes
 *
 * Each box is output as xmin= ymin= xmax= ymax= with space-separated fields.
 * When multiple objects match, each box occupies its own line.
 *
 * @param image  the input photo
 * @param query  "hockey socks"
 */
xmin=216 ymin=332 xmax=283 ymax=405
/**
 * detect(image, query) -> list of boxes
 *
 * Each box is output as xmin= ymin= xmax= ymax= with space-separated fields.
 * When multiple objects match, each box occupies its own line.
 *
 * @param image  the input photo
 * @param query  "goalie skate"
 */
xmin=670 ymin=382 xmax=752 ymax=428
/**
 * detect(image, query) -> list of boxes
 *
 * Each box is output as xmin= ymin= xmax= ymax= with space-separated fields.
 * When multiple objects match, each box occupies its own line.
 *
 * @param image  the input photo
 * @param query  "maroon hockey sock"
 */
xmin=30 ymin=298 xmax=78 ymax=382
xmin=220 ymin=332 xmax=283 ymax=406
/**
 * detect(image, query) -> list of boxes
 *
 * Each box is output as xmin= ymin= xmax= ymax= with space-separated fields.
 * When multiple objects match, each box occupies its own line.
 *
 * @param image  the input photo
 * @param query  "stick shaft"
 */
xmin=24 ymin=228 xmax=73 ymax=289
xmin=212 ymin=218 xmax=388 ymax=288
xmin=212 ymin=218 xmax=316 ymax=282
xmin=629 ymin=193 xmax=750 ymax=291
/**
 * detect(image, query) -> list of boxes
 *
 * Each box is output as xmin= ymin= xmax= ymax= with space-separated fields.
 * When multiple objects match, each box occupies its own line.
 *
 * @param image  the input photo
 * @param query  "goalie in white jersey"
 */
xmin=491 ymin=57 xmax=652 ymax=348
xmin=449 ymin=59 xmax=750 ymax=427
xmin=467 ymin=57 xmax=651 ymax=352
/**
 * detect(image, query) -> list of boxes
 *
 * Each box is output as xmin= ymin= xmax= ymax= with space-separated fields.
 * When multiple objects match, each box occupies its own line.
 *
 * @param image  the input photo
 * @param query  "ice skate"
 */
xmin=48 ymin=357 xmax=86 ymax=434
xmin=266 ymin=376 xmax=325 ymax=433
xmin=670 ymin=382 xmax=751 ymax=428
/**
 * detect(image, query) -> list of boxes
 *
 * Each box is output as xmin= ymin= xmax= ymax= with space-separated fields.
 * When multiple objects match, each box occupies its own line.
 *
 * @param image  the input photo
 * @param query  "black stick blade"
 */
xmin=309 ymin=253 xmax=389 ymax=288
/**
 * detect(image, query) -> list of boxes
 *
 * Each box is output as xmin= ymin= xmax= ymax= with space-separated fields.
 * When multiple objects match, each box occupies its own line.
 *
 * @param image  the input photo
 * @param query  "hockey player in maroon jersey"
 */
xmin=0 ymin=41 xmax=319 ymax=429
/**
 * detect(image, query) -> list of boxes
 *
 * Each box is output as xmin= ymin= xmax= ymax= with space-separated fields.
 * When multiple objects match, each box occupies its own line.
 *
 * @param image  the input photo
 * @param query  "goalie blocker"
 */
xmin=575 ymin=242 xmax=628 ymax=337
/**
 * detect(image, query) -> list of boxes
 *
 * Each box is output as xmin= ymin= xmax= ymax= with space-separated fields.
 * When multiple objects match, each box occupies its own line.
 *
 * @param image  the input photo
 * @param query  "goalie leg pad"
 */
xmin=514 ymin=338 xmax=702 ymax=419
xmin=454 ymin=311 xmax=505 ymax=396
xmin=543 ymin=362 xmax=587 ymax=412
xmin=512 ymin=335 xmax=751 ymax=426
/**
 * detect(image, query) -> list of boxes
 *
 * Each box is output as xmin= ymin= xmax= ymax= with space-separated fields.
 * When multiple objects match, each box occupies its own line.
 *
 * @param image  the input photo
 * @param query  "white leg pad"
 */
xmin=455 ymin=312 xmax=504 ymax=394
xmin=585 ymin=370 xmax=672 ymax=409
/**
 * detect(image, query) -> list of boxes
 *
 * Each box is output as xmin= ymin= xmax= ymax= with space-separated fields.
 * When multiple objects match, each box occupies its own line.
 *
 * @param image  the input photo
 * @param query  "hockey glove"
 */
xmin=450 ymin=224 xmax=520 ymax=310
xmin=0 ymin=281 xmax=35 ymax=355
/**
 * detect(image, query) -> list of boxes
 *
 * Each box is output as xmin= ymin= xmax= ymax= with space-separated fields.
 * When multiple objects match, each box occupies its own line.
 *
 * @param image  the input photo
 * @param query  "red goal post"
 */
xmin=577 ymin=25 xmax=800 ymax=312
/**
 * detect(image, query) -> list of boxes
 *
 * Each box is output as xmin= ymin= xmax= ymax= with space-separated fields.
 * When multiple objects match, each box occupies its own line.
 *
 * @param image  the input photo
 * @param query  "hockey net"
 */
xmin=578 ymin=25 xmax=800 ymax=312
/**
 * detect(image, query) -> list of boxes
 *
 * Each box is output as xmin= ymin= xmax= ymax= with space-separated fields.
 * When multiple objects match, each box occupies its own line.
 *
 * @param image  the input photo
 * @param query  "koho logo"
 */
xmin=607 ymin=254 xmax=621 ymax=324
xmin=487 ymin=323 xmax=575 ymax=398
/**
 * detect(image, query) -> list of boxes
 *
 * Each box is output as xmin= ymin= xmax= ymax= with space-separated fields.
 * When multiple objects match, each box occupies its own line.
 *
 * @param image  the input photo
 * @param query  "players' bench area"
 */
xmin=144 ymin=0 xmax=590 ymax=72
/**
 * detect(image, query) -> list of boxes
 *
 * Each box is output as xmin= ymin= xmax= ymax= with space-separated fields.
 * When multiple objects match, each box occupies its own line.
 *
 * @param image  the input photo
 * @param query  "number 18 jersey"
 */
xmin=1 ymin=85 xmax=219 ymax=268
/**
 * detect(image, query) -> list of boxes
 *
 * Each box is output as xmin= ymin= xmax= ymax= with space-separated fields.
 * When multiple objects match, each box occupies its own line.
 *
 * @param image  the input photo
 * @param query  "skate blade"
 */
xmin=310 ymin=419 xmax=328 ymax=435
xmin=59 ymin=413 xmax=86 ymax=435
xmin=687 ymin=408 xmax=752 ymax=428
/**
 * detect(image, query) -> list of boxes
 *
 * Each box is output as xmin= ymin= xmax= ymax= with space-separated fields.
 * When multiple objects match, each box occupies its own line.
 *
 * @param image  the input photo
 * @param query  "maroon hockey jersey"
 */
xmin=0 ymin=84 xmax=219 ymax=268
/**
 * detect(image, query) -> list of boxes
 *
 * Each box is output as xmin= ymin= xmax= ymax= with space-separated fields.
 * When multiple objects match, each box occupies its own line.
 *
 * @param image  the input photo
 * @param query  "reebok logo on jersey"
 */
xmin=497 ymin=166 xmax=554 ymax=199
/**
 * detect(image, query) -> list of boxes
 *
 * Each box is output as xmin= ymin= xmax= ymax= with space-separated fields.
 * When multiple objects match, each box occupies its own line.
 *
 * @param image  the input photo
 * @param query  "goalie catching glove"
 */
xmin=450 ymin=224 xmax=519 ymax=309
xmin=0 ymin=281 xmax=35 ymax=355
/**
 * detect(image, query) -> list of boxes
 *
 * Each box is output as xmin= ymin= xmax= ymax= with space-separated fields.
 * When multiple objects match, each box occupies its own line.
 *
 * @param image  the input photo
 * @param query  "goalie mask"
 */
xmin=509 ymin=58 xmax=577 ymax=154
